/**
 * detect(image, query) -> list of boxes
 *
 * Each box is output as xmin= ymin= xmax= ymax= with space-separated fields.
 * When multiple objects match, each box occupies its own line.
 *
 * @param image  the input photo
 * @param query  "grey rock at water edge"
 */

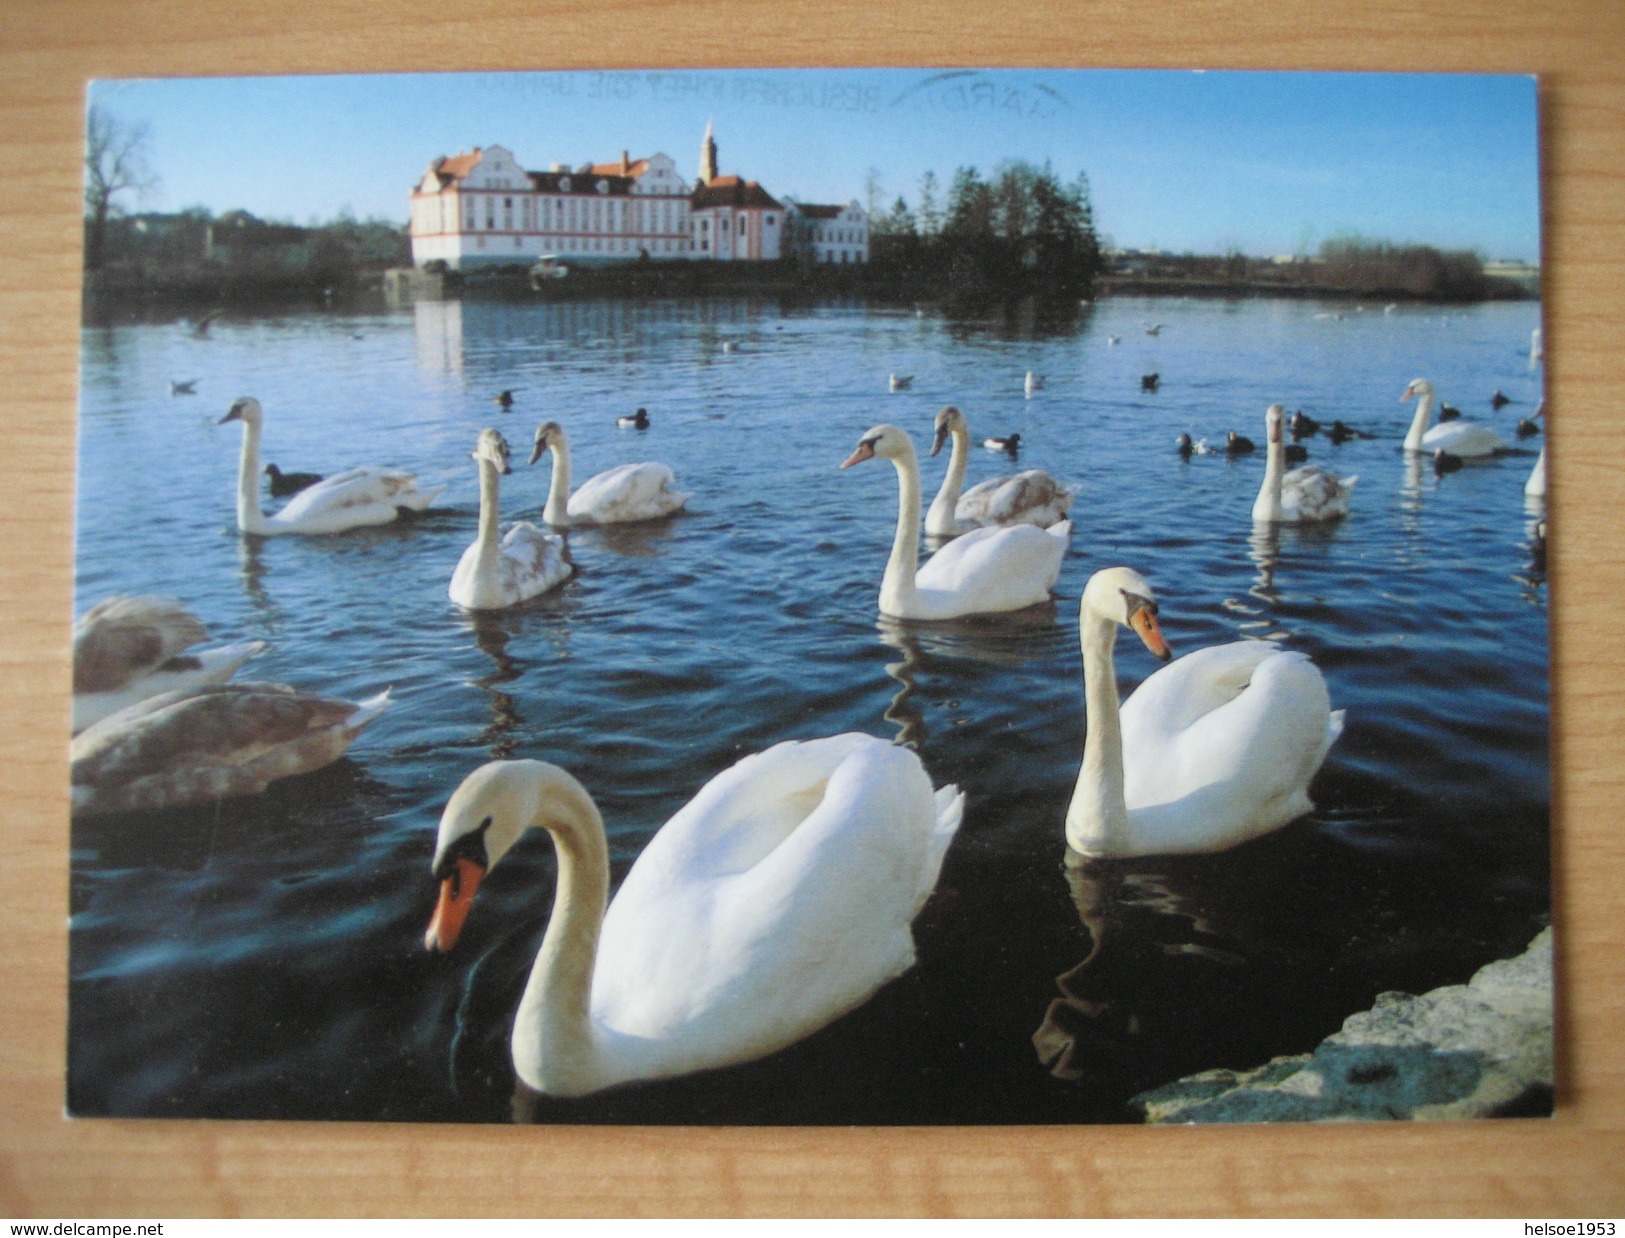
xmin=1132 ymin=927 xmax=1553 ymax=1123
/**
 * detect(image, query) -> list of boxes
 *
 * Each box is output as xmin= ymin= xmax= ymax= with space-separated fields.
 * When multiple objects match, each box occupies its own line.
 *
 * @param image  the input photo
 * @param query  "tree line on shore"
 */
xmin=84 ymin=103 xmax=1523 ymax=305
xmin=862 ymin=161 xmax=1104 ymax=300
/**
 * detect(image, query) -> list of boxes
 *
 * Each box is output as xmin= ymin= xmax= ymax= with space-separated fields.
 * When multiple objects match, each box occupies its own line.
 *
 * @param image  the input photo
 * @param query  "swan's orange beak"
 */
xmin=841 ymin=442 xmax=875 ymax=469
xmin=1129 ymin=607 xmax=1172 ymax=661
xmin=425 ymin=856 xmax=486 ymax=952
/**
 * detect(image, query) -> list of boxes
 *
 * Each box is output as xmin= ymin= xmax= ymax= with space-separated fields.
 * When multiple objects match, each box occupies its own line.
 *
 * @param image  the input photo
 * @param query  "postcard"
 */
xmin=69 ymin=68 xmax=1549 ymax=1125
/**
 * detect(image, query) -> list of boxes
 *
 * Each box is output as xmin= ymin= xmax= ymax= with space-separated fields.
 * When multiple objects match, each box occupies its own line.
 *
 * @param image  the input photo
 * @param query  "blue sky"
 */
xmin=89 ymin=68 xmax=1542 ymax=261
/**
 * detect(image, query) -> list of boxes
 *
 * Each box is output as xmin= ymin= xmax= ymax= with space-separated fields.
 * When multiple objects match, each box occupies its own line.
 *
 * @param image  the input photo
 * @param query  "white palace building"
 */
xmin=409 ymin=124 xmax=867 ymax=271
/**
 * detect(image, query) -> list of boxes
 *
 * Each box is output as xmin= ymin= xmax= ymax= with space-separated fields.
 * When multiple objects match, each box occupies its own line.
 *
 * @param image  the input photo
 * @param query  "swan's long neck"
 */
xmin=511 ymin=766 xmax=610 ymax=1096
xmin=1253 ymin=425 xmax=1285 ymax=522
xmin=1066 ymin=610 xmax=1129 ymax=855
xmin=925 ymin=425 xmax=969 ymax=536
xmin=1404 ymin=389 xmax=1434 ymax=452
xmin=474 ymin=457 xmax=504 ymax=569
xmin=233 ymin=418 xmax=270 ymax=535
xmin=880 ymin=446 xmax=923 ymax=616
xmin=543 ymin=433 xmax=572 ymax=526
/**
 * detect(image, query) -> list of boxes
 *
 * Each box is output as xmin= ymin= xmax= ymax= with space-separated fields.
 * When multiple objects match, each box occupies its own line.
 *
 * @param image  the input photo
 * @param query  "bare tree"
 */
xmin=84 ymin=104 xmax=158 ymax=270
xmin=863 ymin=165 xmax=885 ymax=222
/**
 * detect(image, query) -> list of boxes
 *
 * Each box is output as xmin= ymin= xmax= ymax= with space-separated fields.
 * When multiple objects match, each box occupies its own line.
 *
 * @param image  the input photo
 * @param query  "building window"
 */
xmin=766 ymin=214 xmax=775 ymax=226
xmin=514 ymin=237 xmax=522 ymax=249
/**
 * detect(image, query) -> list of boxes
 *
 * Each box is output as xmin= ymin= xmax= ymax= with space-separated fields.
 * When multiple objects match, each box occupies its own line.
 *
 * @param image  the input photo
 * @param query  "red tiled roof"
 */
xmin=691 ymin=176 xmax=783 ymax=211
xmin=590 ymin=155 xmax=650 ymax=178
xmin=433 ymin=151 xmax=483 ymax=184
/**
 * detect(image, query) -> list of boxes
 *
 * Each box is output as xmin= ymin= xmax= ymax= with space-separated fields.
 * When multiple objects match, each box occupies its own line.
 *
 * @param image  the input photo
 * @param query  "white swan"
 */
xmin=220 ymin=397 xmax=444 ymax=536
xmin=925 ymin=406 xmax=1073 ymax=537
xmin=529 ymin=421 xmax=690 ymax=526
xmin=842 ymin=424 xmax=1070 ymax=621
xmin=1251 ymin=404 xmax=1357 ymax=524
xmin=423 ymin=734 xmax=964 ymax=1097
xmin=450 ymin=429 xmax=573 ymax=611
xmin=72 ymin=596 xmax=267 ymax=733
xmin=1065 ymin=567 xmax=1345 ymax=857
xmin=1401 ymin=379 xmax=1506 ymax=457
xmin=1526 ymin=443 xmax=1547 ymax=497
xmin=1024 ymin=371 xmax=1045 ymax=396
xmin=71 ymin=682 xmax=390 ymax=817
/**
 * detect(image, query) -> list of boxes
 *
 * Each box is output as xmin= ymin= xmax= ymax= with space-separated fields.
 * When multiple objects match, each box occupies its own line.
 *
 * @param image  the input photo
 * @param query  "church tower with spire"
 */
xmin=698 ymin=118 xmax=718 ymax=187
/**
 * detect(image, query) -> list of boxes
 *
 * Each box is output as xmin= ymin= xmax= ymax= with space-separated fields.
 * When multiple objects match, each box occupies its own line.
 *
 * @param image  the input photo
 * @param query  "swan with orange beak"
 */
xmin=842 ymin=423 xmax=1069 ymax=621
xmin=1066 ymin=566 xmax=1343 ymax=858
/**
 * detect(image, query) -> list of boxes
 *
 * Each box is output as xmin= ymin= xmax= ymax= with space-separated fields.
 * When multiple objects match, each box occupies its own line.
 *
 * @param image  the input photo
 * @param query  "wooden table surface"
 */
xmin=3 ymin=0 xmax=1622 ymax=1217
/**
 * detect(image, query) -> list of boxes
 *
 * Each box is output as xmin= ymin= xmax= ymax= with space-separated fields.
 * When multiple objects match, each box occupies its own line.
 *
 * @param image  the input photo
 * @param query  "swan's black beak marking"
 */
xmin=841 ymin=436 xmax=879 ymax=470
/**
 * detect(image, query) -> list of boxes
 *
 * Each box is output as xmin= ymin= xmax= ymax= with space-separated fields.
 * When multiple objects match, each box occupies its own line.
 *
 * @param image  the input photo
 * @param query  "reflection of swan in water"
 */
xmin=875 ymin=609 xmax=1062 ymax=668
xmin=236 ymin=538 xmax=280 ymax=632
xmin=1032 ymin=852 xmax=1255 ymax=1083
xmin=573 ymin=519 xmax=681 ymax=560
xmin=875 ymin=622 xmax=928 ymax=750
xmin=468 ymin=610 xmax=524 ymax=759
xmin=1245 ymin=522 xmax=1279 ymax=608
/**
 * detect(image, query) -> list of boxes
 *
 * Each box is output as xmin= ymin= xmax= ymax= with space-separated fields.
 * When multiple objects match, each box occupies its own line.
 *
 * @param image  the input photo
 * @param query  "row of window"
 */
xmin=468 ymin=235 xmax=694 ymax=255
xmin=414 ymin=195 xmax=694 ymax=237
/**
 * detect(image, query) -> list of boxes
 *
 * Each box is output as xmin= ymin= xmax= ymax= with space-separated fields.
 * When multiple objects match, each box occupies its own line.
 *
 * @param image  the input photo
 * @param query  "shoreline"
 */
xmin=78 ymin=262 xmax=1537 ymax=320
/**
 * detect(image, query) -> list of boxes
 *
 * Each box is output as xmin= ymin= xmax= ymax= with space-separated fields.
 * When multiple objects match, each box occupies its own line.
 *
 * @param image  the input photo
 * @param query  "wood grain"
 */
xmin=3 ymin=0 xmax=1622 ymax=1217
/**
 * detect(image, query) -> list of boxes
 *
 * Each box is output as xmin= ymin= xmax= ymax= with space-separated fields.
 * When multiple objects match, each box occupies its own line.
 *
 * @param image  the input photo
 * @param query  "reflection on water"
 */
xmin=468 ymin=610 xmax=524 ymax=758
xmin=70 ymin=293 xmax=1550 ymax=1124
xmin=876 ymin=623 xmax=927 ymax=749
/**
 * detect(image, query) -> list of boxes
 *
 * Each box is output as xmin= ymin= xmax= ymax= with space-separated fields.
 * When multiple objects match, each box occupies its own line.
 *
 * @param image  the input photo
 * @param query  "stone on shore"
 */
xmin=1131 ymin=927 xmax=1553 ymax=1123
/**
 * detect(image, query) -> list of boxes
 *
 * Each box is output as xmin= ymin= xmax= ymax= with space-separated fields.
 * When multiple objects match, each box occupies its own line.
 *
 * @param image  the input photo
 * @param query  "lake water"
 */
xmin=69 ymin=291 xmax=1550 ymax=1124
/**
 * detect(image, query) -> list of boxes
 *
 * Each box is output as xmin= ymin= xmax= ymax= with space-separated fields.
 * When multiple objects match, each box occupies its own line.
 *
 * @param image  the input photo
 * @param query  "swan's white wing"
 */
xmin=1120 ymin=643 xmax=1339 ymax=852
xmin=275 ymin=465 xmax=439 ymax=524
xmin=496 ymin=522 xmax=572 ymax=602
xmin=956 ymin=470 xmax=1074 ymax=529
xmin=589 ymin=735 xmax=961 ymax=1081
xmin=567 ymin=462 xmax=689 ymax=524
xmin=1423 ymin=420 xmax=1506 ymax=457
xmin=1281 ymin=467 xmax=1357 ymax=522
xmin=914 ymin=520 xmax=1070 ymax=614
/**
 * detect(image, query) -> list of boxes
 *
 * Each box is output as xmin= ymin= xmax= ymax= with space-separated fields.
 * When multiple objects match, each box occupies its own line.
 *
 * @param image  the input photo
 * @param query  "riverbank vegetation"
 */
xmin=865 ymin=161 xmax=1104 ymax=302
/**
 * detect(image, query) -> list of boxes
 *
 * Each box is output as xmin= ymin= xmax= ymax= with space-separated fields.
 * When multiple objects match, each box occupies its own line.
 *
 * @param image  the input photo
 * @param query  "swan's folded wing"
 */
xmin=498 ymin=522 xmax=572 ymax=595
xmin=73 ymin=597 xmax=210 ymax=693
xmin=953 ymin=477 xmax=1007 ymax=525
xmin=275 ymin=466 xmax=426 ymax=522
xmin=1122 ymin=645 xmax=1333 ymax=815
xmin=70 ymin=682 xmax=364 ymax=788
xmin=1121 ymin=641 xmax=1277 ymax=741
xmin=917 ymin=520 xmax=1069 ymax=603
xmin=1282 ymin=466 xmax=1355 ymax=518
xmin=957 ymin=470 xmax=1073 ymax=527
xmin=568 ymin=462 xmax=687 ymax=521
xmin=593 ymin=737 xmax=956 ymax=1061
